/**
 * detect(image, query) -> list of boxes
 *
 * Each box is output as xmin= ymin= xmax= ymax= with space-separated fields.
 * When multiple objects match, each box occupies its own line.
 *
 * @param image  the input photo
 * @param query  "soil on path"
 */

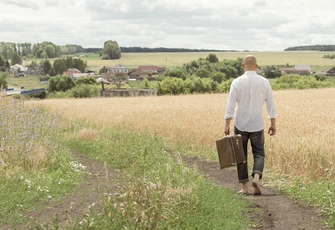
xmin=8 ymin=152 xmax=331 ymax=230
xmin=4 ymin=151 xmax=121 ymax=230
xmin=183 ymin=156 xmax=331 ymax=230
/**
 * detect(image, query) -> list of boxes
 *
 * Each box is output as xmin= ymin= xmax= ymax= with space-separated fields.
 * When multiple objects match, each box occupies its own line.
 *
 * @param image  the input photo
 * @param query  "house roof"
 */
xmin=64 ymin=68 xmax=81 ymax=73
xmin=10 ymin=64 xmax=27 ymax=71
xmin=280 ymin=67 xmax=296 ymax=71
xmin=294 ymin=65 xmax=311 ymax=71
xmin=72 ymin=73 xmax=94 ymax=79
xmin=138 ymin=65 xmax=159 ymax=71
xmin=112 ymin=64 xmax=127 ymax=69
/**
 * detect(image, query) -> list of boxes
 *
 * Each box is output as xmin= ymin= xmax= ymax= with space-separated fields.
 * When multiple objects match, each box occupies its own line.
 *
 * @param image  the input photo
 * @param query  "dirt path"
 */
xmin=6 ymin=151 xmax=121 ymax=230
xmin=183 ymin=156 xmax=331 ymax=230
xmin=8 ymin=152 xmax=331 ymax=229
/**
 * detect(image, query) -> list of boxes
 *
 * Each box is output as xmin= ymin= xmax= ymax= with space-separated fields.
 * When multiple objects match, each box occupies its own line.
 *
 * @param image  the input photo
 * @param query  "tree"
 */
xmin=51 ymin=59 xmax=67 ymax=76
xmin=11 ymin=52 xmax=22 ymax=65
xmin=157 ymin=77 xmax=184 ymax=95
xmin=0 ymin=72 xmax=9 ymax=89
xmin=5 ymin=60 xmax=10 ymax=70
xmin=195 ymin=68 xmax=211 ymax=78
xmin=75 ymin=76 xmax=98 ymax=85
xmin=48 ymin=75 xmax=75 ymax=93
xmin=163 ymin=67 xmax=188 ymax=80
xmin=32 ymin=42 xmax=61 ymax=58
xmin=211 ymin=72 xmax=226 ymax=83
xmin=206 ymin=54 xmax=219 ymax=63
xmin=41 ymin=60 xmax=52 ymax=75
xmin=45 ymin=45 xmax=56 ymax=58
xmin=0 ymin=55 xmax=5 ymax=68
xmin=101 ymin=40 xmax=121 ymax=60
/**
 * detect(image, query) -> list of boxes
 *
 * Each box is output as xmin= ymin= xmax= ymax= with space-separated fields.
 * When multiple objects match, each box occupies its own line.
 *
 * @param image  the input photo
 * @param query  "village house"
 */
xmin=10 ymin=64 xmax=27 ymax=76
xmin=63 ymin=68 xmax=94 ymax=79
xmin=128 ymin=65 xmax=166 ymax=80
xmin=138 ymin=65 xmax=165 ymax=74
xmin=295 ymin=64 xmax=311 ymax=72
xmin=109 ymin=64 xmax=128 ymax=75
xmin=280 ymin=64 xmax=311 ymax=75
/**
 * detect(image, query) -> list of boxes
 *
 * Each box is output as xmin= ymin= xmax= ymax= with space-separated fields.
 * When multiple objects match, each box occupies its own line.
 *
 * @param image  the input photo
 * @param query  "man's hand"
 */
xmin=268 ymin=126 xmax=276 ymax=135
xmin=224 ymin=118 xmax=232 ymax=135
xmin=224 ymin=126 xmax=230 ymax=135
xmin=268 ymin=118 xmax=276 ymax=135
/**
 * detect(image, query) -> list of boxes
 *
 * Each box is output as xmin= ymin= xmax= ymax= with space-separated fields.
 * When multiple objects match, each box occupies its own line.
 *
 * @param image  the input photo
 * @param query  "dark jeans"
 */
xmin=234 ymin=127 xmax=265 ymax=183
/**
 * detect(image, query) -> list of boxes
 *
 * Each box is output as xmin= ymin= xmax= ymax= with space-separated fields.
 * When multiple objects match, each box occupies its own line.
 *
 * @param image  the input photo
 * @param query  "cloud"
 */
xmin=0 ymin=0 xmax=335 ymax=51
xmin=45 ymin=0 xmax=60 ymax=6
xmin=2 ymin=0 xmax=42 ymax=9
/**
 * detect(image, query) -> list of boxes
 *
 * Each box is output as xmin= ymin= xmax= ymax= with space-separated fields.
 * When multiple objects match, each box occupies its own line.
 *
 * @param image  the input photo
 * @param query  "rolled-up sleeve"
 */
xmin=265 ymin=83 xmax=277 ymax=119
xmin=224 ymin=81 xmax=237 ymax=119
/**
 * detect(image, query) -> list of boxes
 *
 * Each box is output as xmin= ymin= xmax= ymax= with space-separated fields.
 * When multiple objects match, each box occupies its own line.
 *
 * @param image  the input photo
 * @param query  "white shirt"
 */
xmin=224 ymin=71 xmax=277 ymax=132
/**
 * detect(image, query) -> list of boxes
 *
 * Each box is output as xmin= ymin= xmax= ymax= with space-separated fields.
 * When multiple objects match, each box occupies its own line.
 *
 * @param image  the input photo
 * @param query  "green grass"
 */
xmin=266 ymin=177 xmax=335 ymax=228
xmin=0 ymin=98 xmax=84 ymax=227
xmin=0 ymin=99 xmax=255 ymax=229
xmin=7 ymin=75 xmax=47 ymax=90
xmin=65 ymin=126 xmax=253 ymax=229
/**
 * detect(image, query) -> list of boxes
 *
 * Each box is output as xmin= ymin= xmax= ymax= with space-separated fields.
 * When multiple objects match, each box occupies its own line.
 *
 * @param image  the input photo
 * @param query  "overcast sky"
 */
xmin=1 ymin=0 xmax=335 ymax=51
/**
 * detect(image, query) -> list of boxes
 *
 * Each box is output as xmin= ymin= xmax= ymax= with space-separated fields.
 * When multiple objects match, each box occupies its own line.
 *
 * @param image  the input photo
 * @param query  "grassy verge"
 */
xmin=0 ymin=98 xmax=256 ymax=229
xmin=265 ymin=176 xmax=335 ymax=228
xmin=0 ymin=98 xmax=85 ymax=227
xmin=64 ymin=126 xmax=253 ymax=229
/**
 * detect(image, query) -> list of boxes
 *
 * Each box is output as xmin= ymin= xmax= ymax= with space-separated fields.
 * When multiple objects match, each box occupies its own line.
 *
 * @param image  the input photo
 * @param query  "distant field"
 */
xmin=22 ymin=51 xmax=335 ymax=71
xmin=80 ymin=51 xmax=335 ymax=70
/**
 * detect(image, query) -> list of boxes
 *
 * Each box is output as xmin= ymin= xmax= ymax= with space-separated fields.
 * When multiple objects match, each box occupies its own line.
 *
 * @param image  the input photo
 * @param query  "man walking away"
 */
xmin=224 ymin=55 xmax=277 ymax=195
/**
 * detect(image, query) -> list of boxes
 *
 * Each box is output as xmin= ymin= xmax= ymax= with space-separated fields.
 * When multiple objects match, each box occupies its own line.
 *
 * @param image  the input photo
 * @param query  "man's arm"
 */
xmin=224 ymin=118 xmax=232 ymax=135
xmin=268 ymin=118 xmax=276 ymax=135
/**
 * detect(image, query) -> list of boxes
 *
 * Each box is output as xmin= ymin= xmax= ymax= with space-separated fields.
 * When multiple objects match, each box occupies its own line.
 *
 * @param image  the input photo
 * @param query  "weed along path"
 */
xmin=183 ymin=156 xmax=331 ymax=230
xmin=16 ymin=151 xmax=121 ymax=229
xmin=20 ymin=151 xmax=331 ymax=229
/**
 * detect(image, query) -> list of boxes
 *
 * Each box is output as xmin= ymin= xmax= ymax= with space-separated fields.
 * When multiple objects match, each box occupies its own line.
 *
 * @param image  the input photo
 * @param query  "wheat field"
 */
xmin=34 ymin=88 xmax=335 ymax=182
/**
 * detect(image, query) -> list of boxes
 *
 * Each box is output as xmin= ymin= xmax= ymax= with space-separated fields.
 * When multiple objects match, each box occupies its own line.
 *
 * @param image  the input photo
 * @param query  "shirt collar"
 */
xmin=244 ymin=71 xmax=257 ymax=75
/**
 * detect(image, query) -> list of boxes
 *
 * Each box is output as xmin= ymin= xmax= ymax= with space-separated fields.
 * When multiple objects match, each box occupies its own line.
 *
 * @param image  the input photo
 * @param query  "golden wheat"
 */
xmin=34 ymin=88 xmax=335 ymax=182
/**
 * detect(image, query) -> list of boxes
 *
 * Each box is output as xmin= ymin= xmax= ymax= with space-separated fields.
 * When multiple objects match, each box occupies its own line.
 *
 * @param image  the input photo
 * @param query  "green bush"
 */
xmin=163 ymin=67 xmax=188 ymax=80
xmin=0 ymin=72 xmax=9 ymax=89
xmin=70 ymin=84 xmax=99 ymax=98
xmin=157 ymin=76 xmax=223 ymax=95
xmin=47 ymin=91 xmax=73 ymax=99
xmin=48 ymin=75 xmax=75 ymax=93
xmin=193 ymin=77 xmax=214 ymax=93
xmin=183 ymin=77 xmax=195 ymax=94
xmin=271 ymin=74 xmax=333 ymax=90
xmin=217 ymin=78 xmax=234 ymax=93
xmin=157 ymin=77 xmax=184 ymax=95
xmin=75 ymin=76 xmax=98 ymax=85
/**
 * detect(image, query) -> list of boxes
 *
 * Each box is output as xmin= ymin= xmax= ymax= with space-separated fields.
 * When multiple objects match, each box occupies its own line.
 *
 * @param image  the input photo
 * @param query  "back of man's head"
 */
xmin=243 ymin=55 xmax=257 ymax=71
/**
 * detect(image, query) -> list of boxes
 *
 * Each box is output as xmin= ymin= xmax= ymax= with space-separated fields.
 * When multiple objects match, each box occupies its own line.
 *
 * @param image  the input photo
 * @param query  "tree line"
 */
xmin=284 ymin=45 xmax=335 ymax=51
xmin=120 ymin=47 xmax=231 ymax=53
xmin=0 ymin=40 xmax=121 ymax=69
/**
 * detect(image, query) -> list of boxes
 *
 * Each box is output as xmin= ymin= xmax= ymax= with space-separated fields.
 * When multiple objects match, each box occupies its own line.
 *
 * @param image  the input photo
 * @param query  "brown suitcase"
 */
xmin=216 ymin=135 xmax=246 ymax=169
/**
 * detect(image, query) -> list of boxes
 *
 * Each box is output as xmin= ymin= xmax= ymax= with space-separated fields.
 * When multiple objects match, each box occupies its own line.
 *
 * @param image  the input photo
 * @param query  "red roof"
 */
xmin=138 ymin=65 xmax=159 ymax=71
